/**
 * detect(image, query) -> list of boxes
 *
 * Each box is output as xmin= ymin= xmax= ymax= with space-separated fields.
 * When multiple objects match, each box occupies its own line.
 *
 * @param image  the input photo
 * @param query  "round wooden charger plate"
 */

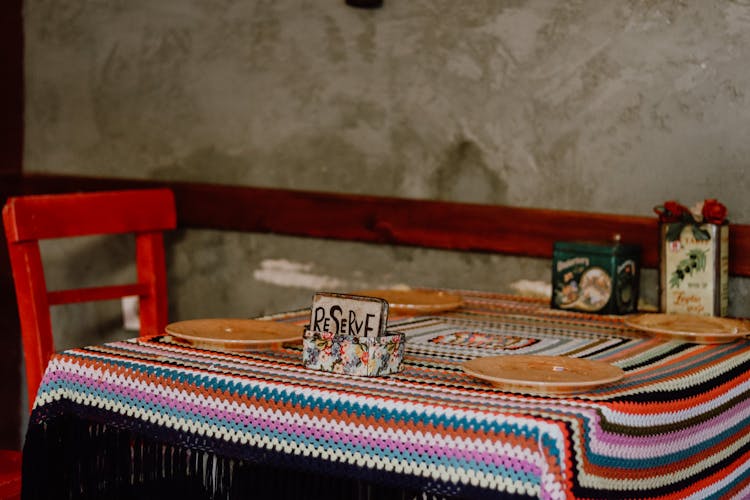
xmin=352 ymin=289 xmax=463 ymax=314
xmin=165 ymin=319 xmax=303 ymax=351
xmin=625 ymin=313 xmax=750 ymax=344
xmin=462 ymin=355 xmax=624 ymax=395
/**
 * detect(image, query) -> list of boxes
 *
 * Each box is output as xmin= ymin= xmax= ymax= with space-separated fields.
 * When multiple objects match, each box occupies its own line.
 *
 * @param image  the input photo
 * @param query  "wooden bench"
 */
xmin=6 ymin=172 xmax=750 ymax=276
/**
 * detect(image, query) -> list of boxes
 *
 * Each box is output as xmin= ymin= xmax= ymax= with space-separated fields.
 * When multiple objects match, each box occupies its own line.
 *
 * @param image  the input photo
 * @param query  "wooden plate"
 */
xmin=625 ymin=313 xmax=750 ymax=344
xmin=462 ymin=355 xmax=624 ymax=395
xmin=165 ymin=319 xmax=303 ymax=351
xmin=352 ymin=289 xmax=463 ymax=314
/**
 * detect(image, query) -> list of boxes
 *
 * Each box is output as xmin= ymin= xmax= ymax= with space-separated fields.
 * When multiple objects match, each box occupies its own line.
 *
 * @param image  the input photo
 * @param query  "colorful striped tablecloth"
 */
xmin=23 ymin=291 xmax=750 ymax=499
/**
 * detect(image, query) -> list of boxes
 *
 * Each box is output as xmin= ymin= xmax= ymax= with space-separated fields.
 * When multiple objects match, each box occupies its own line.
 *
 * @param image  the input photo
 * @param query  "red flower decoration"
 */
xmin=654 ymin=200 xmax=689 ymax=223
xmin=701 ymin=199 xmax=727 ymax=224
xmin=656 ymin=198 xmax=728 ymax=242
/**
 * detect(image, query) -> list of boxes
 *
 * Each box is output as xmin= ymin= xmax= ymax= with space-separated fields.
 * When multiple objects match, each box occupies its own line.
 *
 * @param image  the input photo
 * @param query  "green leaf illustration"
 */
xmin=669 ymin=248 xmax=708 ymax=288
xmin=690 ymin=249 xmax=706 ymax=270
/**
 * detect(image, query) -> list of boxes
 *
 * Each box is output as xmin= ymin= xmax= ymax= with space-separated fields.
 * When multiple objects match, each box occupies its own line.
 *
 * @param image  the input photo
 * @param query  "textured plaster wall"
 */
xmin=23 ymin=1 xmax=750 ymax=336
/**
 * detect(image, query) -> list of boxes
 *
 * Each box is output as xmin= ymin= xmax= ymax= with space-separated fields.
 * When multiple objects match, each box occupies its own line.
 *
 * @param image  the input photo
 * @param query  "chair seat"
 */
xmin=0 ymin=449 xmax=22 ymax=499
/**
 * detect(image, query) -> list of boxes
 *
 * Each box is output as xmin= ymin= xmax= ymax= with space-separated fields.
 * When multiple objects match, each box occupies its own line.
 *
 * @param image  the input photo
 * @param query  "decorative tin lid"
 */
xmin=553 ymin=240 xmax=640 ymax=256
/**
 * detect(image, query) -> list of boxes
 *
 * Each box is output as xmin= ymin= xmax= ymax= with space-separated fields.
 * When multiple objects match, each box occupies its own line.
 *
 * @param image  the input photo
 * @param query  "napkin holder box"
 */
xmin=302 ymin=329 xmax=405 ymax=376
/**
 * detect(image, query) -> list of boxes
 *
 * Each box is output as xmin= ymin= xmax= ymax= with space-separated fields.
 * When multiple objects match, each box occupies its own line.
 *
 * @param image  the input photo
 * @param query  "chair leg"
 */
xmin=0 ymin=449 xmax=22 ymax=500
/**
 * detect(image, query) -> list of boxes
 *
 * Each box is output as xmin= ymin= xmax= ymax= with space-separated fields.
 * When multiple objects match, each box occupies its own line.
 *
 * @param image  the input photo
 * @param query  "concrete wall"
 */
xmin=21 ymin=1 xmax=750 ymax=361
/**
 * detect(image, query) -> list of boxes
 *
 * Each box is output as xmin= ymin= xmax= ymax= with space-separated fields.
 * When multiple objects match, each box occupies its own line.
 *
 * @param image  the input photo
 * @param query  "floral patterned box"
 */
xmin=656 ymin=199 xmax=729 ymax=317
xmin=302 ymin=329 xmax=405 ymax=377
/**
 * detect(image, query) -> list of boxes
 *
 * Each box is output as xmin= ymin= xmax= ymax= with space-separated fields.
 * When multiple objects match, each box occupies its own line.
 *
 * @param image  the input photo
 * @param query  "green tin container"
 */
xmin=551 ymin=240 xmax=641 ymax=315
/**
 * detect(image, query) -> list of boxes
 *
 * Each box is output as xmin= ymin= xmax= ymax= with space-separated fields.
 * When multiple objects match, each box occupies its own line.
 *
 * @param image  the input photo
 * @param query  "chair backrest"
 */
xmin=2 ymin=188 xmax=176 ymax=410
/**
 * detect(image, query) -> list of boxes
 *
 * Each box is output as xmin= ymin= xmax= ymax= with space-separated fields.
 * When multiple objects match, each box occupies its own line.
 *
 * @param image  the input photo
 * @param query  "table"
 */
xmin=21 ymin=290 xmax=750 ymax=499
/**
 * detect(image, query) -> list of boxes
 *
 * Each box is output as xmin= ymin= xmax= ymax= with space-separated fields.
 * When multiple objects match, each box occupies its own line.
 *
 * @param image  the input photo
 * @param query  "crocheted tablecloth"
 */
xmin=24 ymin=291 xmax=750 ymax=499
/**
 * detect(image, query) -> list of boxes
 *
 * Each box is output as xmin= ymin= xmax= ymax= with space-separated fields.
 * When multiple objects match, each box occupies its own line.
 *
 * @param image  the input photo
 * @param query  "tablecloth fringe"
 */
xmin=22 ymin=412 xmax=459 ymax=500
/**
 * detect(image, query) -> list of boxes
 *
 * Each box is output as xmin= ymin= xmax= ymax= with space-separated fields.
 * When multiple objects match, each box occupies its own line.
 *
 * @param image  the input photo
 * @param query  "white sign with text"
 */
xmin=310 ymin=292 xmax=388 ymax=337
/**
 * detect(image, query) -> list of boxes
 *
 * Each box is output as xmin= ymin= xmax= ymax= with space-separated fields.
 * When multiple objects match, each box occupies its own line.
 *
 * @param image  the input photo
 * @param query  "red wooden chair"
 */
xmin=1 ymin=189 xmax=176 ymax=499
xmin=2 ymin=188 xmax=176 ymax=409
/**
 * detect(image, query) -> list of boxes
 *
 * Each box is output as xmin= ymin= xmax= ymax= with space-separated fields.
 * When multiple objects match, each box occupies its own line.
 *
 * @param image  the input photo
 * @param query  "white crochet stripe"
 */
xmin=598 ymin=372 xmax=750 ymax=428
xmin=613 ymin=341 xmax=694 ymax=369
xmin=607 ymin=345 xmax=750 ymax=399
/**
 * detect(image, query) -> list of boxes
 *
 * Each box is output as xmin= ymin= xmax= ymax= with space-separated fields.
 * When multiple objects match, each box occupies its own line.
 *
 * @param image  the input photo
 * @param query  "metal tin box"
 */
xmin=552 ymin=240 xmax=641 ymax=315
xmin=659 ymin=223 xmax=728 ymax=316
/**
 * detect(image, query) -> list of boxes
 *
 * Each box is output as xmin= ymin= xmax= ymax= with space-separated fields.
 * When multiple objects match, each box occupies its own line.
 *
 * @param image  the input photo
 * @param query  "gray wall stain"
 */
xmin=355 ymin=15 xmax=377 ymax=64
xmin=433 ymin=139 xmax=507 ymax=204
xmin=324 ymin=14 xmax=348 ymax=64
